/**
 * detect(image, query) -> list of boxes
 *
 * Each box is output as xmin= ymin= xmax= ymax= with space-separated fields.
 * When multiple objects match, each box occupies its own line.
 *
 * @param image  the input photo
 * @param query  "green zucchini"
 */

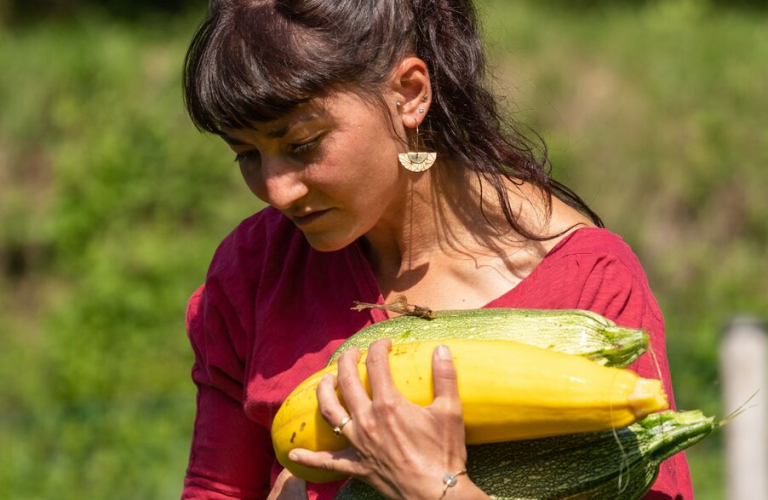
xmin=330 ymin=309 xmax=648 ymax=368
xmin=334 ymin=410 xmax=715 ymax=500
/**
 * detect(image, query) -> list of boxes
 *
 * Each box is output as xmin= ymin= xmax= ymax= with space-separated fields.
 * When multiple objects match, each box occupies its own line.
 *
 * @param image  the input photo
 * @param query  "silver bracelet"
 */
xmin=440 ymin=469 xmax=468 ymax=498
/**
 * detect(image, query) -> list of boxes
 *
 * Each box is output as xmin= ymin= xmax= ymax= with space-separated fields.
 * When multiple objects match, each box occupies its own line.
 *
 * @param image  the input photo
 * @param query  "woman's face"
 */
xmin=222 ymin=92 xmax=409 ymax=252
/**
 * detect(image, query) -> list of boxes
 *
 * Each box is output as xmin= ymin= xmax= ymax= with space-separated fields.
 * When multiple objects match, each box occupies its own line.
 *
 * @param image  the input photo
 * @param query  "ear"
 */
xmin=387 ymin=57 xmax=432 ymax=130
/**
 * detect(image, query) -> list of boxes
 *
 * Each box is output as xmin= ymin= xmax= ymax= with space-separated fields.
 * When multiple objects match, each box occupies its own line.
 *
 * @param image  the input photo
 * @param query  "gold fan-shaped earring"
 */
xmin=398 ymin=124 xmax=437 ymax=173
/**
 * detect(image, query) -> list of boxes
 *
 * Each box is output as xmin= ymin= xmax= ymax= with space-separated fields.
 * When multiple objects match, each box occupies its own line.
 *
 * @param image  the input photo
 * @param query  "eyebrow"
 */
xmin=221 ymin=112 xmax=324 ymax=146
xmin=266 ymin=112 xmax=322 ymax=139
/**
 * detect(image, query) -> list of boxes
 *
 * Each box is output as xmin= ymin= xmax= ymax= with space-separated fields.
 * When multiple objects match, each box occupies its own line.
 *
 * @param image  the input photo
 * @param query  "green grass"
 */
xmin=2 ymin=2 xmax=767 ymax=498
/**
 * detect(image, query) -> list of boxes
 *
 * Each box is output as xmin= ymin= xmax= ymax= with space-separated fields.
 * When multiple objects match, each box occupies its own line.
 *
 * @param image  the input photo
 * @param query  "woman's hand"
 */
xmin=288 ymin=339 xmax=486 ymax=500
xmin=266 ymin=468 xmax=308 ymax=500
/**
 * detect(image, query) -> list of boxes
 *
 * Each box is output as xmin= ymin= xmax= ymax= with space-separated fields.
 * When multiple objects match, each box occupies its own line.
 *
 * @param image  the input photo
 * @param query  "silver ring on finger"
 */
xmin=333 ymin=416 xmax=352 ymax=437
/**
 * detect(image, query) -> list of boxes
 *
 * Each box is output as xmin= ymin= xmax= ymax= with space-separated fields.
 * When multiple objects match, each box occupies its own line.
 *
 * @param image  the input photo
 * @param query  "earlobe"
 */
xmin=390 ymin=56 xmax=432 ymax=128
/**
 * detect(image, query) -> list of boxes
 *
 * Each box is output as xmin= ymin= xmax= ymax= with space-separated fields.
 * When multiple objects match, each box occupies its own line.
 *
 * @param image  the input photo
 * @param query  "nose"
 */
xmin=246 ymin=157 xmax=310 ymax=210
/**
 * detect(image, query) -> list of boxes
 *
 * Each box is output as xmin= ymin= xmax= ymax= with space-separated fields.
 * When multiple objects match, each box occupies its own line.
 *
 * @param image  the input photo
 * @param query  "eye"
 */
xmin=234 ymin=150 xmax=261 ymax=165
xmin=289 ymin=136 xmax=322 ymax=155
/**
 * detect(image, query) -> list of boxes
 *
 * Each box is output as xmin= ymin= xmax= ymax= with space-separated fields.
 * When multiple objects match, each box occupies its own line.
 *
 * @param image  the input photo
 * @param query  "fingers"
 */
xmin=316 ymin=373 xmax=355 ymax=438
xmin=431 ymin=344 xmax=461 ymax=408
xmin=288 ymin=447 xmax=364 ymax=478
xmin=319 ymin=340 xmax=399 ymax=441
xmin=365 ymin=339 xmax=400 ymax=403
xmin=335 ymin=346 xmax=371 ymax=416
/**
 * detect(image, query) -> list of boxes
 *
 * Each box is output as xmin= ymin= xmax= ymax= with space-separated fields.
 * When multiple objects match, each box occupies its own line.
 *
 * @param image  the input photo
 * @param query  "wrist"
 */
xmin=442 ymin=475 xmax=487 ymax=500
xmin=401 ymin=468 xmax=483 ymax=500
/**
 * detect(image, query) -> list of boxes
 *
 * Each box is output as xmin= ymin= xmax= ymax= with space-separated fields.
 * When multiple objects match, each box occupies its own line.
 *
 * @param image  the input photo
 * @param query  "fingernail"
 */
xmin=288 ymin=450 xmax=299 ymax=461
xmin=322 ymin=374 xmax=331 ymax=381
xmin=436 ymin=345 xmax=451 ymax=360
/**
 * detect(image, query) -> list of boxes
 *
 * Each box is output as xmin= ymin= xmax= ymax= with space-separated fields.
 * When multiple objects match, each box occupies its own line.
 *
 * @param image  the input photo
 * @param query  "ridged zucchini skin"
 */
xmin=334 ymin=410 xmax=715 ymax=500
xmin=328 ymin=309 xmax=648 ymax=368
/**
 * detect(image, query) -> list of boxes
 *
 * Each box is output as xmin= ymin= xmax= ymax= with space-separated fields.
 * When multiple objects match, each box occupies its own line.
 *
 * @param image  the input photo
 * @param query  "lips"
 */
xmin=289 ymin=209 xmax=330 ymax=226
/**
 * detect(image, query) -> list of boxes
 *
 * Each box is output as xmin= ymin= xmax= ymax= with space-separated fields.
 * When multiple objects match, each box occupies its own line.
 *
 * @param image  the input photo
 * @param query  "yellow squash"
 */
xmin=271 ymin=339 xmax=667 ymax=483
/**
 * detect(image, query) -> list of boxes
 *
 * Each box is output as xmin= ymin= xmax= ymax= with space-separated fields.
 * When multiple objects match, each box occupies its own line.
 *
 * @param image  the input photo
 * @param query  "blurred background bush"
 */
xmin=0 ymin=0 xmax=765 ymax=498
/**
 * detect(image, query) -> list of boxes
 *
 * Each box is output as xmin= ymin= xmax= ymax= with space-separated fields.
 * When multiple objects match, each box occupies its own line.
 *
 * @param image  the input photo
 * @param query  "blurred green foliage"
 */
xmin=1 ymin=0 xmax=767 ymax=25
xmin=539 ymin=0 xmax=768 ymax=10
xmin=0 ymin=0 xmax=202 ymax=24
xmin=0 ymin=12 xmax=260 ymax=499
xmin=1 ymin=1 xmax=766 ymax=499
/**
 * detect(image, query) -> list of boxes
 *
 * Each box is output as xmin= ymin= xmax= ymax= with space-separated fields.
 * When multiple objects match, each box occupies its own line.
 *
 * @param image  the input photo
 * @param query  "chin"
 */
xmin=301 ymin=231 xmax=356 ymax=253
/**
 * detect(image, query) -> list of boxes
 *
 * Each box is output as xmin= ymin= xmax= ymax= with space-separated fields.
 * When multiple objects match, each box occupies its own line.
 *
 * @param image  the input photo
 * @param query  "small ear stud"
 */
xmin=396 ymin=102 xmax=402 ymax=108
xmin=418 ymin=108 xmax=425 ymax=114
xmin=422 ymin=94 xmax=429 ymax=102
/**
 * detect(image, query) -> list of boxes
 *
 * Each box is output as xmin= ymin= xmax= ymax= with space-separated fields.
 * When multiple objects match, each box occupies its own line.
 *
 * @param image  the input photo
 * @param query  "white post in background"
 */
xmin=721 ymin=316 xmax=768 ymax=500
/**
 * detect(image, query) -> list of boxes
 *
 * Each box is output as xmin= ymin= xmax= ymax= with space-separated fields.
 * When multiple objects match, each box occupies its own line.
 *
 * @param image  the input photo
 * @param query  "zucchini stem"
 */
xmin=352 ymin=294 xmax=437 ymax=319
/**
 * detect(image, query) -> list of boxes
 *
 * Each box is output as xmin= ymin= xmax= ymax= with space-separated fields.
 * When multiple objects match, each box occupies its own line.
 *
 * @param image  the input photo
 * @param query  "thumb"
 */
xmin=431 ymin=344 xmax=460 ymax=404
xmin=268 ymin=468 xmax=308 ymax=500
xmin=282 ymin=475 xmax=308 ymax=500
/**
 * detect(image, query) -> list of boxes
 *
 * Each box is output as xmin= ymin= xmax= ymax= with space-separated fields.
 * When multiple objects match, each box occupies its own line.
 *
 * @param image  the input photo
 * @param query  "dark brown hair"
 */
xmin=183 ymin=0 xmax=603 ymax=238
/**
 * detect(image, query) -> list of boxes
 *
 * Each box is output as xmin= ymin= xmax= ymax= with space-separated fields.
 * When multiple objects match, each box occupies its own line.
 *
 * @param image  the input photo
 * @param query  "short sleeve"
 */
xmin=575 ymin=253 xmax=694 ymax=500
xmin=181 ymin=285 xmax=274 ymax=500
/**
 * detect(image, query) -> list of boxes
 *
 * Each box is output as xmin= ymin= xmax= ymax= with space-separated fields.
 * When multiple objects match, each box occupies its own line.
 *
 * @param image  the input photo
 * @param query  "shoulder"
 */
xmin=200 ymin=206 xmax=312 ymax=324
xmin=543 ymin=227 xmax=641 ymax=269
xmin=526 ymin=228 xmax=664 ymax=329
xmin=185 ymin=207 xmax=371 ymax=397
xmin=540 ymin=227 xmax=650 ymax=287
xmin=185 ymin=207 xmax=309 ymax=398
xmin=207 ymin=206 xmax=303 ymax=279
xmin=189 ymin=206 xmax=312 ymax=328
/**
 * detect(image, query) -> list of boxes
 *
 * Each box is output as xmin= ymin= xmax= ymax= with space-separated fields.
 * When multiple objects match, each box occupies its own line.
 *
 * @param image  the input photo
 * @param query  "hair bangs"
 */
xmin=183 ymin=2 xmax=342 ymax=134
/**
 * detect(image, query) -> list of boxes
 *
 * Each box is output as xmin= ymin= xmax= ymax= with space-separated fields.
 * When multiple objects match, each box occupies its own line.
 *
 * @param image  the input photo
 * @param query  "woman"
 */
xmin=180 ymin=0 xmax=693 ymax=499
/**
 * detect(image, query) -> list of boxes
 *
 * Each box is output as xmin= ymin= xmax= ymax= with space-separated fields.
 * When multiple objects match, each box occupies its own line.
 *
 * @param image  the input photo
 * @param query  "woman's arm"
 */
xmin=288 ymin=340 xmax=492 ymax=500
xmin=184 ymin=285 xmax=278 ymax=500
xmin=182 ymin=380 xmax=274 ymax=500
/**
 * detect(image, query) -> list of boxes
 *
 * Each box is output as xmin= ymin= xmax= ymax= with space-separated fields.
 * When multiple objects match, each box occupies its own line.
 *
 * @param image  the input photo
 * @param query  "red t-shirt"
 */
xmin=181 ymin=207 xmax=694 ymax=500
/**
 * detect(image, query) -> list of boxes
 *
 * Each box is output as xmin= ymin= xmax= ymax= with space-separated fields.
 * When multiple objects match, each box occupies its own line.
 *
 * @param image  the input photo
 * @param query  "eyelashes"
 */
xmin=233 ymin=136 xmax=323 ymax=165
xmin=234 ymin=151 xmax=260 ymax=164
xmin=290 ymin=137 xmax=321 ymax=155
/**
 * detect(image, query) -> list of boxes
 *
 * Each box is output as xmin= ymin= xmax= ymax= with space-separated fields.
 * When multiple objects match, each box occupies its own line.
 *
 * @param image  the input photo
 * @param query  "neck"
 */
xmin=361 ymin=162 xmax=548 ymax=290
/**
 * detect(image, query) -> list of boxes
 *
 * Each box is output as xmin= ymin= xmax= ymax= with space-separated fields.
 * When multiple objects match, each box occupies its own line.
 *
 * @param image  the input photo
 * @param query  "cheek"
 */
xmin=239 ymin=162 xmax=266 ymax=200
xmin=322 ymin=154 xmax=399 ymax=214
xmin=333 ymin=133 xmax=401 ymax=193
